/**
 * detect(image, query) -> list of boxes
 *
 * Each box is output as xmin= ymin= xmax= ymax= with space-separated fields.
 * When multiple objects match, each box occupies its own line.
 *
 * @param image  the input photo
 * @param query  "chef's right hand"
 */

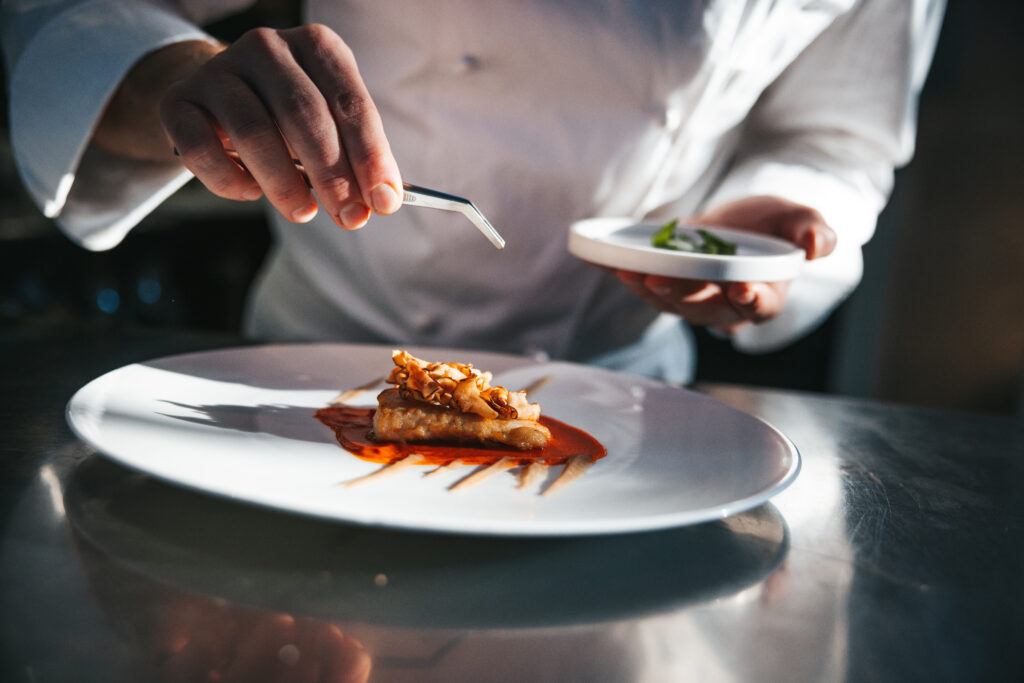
xmin=159 ymin=24 xmax=403 ymax=230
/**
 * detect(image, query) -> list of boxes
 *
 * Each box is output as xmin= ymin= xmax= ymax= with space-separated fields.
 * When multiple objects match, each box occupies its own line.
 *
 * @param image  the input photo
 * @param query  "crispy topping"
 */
xmin=387 ymin=350 xmax=541 ymax=420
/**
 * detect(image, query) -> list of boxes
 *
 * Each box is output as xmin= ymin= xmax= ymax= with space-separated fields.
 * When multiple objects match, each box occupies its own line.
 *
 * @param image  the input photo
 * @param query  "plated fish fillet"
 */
xmin=372 ymin=388 xmax=550 ymax=450
xmin=372 ymin=350 xmax=551 ymax=450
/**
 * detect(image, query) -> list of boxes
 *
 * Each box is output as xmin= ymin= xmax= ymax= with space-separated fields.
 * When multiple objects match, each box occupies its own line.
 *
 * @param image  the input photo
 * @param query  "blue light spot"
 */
xmin=137 ymin=278 xmax=162 ymax=304
xmin=97 ymin=288 xmax=120 ymax=313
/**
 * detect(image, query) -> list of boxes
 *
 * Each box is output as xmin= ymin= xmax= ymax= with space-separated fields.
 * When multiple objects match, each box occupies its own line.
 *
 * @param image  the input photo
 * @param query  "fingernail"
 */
xmin=733 ymin=286 xmax=757 ymax=305
xmin=807 ymin=230 xmax=824 ymax=257
xmin=370 ymin=183 xmax=402 ymax=214
xmin=291 ymin=204 xmax=318 ymax=223
xmin=242 ymin=188 xmax=263 ymax=201
xmin=648 ymin=283 xmax=672 ymax=296
xmin=339 ymin=203 xmax=370 ymax=229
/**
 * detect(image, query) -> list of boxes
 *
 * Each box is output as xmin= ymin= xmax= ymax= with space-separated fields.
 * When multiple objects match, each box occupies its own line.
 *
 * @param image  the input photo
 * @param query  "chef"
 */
xmin=2 ymin=0 xmax=944 ymax=382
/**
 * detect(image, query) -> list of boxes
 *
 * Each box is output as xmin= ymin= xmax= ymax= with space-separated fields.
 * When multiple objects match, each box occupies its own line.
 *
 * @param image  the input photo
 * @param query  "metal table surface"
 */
xmin=2 ymin=325 xmax=1022 ymax=682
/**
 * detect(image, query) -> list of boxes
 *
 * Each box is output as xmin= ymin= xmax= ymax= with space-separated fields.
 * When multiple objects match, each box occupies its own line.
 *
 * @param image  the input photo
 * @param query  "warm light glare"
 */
xmin=39 ymin=465 xmax=66 ymax=518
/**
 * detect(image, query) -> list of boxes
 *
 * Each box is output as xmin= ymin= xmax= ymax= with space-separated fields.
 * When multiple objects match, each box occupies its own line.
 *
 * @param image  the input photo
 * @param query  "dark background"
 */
xmin=2 ymin=1 xmax=1021 ymax=417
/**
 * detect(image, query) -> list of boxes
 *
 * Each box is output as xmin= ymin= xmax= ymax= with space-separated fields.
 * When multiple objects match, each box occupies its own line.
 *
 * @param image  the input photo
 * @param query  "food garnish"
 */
xmin=651 ymin=219 xmax=737 ymax=255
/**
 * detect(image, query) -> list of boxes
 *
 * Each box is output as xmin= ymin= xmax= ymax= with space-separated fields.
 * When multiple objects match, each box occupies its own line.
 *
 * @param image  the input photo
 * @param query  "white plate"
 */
xmin=568 ymin=217 xmax=806 ymax=282
xmin=66 ymin=343 xmax=799 ymax=536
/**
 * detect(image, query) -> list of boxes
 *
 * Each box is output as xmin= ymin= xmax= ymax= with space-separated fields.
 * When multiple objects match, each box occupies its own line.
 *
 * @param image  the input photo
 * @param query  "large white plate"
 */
xmin=568 ymin=217 xmax=806 ymax=282
xmin=66 ymin=344 xmax=799 ymax=536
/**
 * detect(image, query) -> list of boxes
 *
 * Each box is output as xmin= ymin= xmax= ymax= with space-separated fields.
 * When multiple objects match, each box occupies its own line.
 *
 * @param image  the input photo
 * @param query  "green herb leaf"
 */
xmin=696 ymin=229 xmax=737 ymax=255
xmin=651 ymin=219 xmax=739 ymax=255
xmin=665 ymin=236 xmax=697 ymax=252
xmin=651 ymin=219 xmax=678 ymax=248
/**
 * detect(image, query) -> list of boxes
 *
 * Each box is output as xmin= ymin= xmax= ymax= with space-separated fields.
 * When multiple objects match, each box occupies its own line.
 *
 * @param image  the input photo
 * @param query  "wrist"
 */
xmin=93 ymin=40 xmax=223 ymax=161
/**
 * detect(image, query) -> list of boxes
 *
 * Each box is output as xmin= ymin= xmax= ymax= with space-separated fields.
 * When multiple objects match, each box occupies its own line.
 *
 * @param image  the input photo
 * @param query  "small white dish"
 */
xmin=568 ymin=217 xmax=806 ymax=282
xmin=66 ymin=344 xmax=800 ymax=537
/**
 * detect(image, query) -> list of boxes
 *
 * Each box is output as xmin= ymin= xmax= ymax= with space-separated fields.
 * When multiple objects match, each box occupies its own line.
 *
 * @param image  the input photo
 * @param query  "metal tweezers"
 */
xmin=400 ymin=184 xmax=505 ymax=250
xmin=212 ymin=148 xmax=505 ymax=250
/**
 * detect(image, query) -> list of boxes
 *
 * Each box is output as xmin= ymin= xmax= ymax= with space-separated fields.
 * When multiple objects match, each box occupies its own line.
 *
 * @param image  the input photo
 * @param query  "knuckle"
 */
xmin=188 ymin=147 xmax=228 ymax=173
xmin=347 ymin=144 xmax=390 ymax=174
xmin=204 ymin=175 xmax=243 ymax=198
xmin=238 ymin=27 xmax=282 ymax=54
xmin=786 ymin=206 xmax=824 ymax=228
xmin=278 ymin=89 xmax=327 ymax=127
xmin=330 ymin=89 xmax=373 ymax=126
xmin=312 ymin=173 xmax=358 ymax=201
xmin=158 ymin=98 xmax=185 ymax=131
xmin=227 ymin=114 xmax=275 ymax=147
xmin=303 ymin=22 xmax=339 ymax=45
xmin=194 ymin=162 xmax=243 ymax=196
xmin=288 ymin=23 xmax=353 ymax=65
xmin=218 ymin=75 xmax=257 ymax=110
xmin=266 ymin=179 xmax=311 ymax=207
xmin=166 ymin=124 xmax=214 ymax=162
xmin=158 ymin=84 xmax=187 ymax=112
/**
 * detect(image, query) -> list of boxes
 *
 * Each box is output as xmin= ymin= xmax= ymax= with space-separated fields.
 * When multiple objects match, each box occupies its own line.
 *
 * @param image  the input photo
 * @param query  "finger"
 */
xmin=615 ymin=270 xmax=672 ymax=311
xmin=773 ymin=207 xmax=837 ymax=260
xmin=196 ymin=68 xmax=319 ymax=222
xmin=333 ymin=636 xmax=373 ymax=683
xmin=643 ymin=274 xmax=718 ymax=301
xmin=232 ymin=27 xmax=369 ymax=230
xmin=223 ymin=613 xmax=297 ymax=683
xmin=616 ymin=270 xmax=722 ymax=316
xmin=160 ymin=94 xmax=262 ymax=201
xmin=285 ymin=24 xmax=403 ymax=216
xmin=673 ymin=299 xmax=745 ymax=329
xmin=646 ymin=277 xmax=745 ymax=328
xmin=616 ymin=270 xmax=744 ymax=327
xmin=298 ymin=624 xmax=364 ymax=683
xmin=616 ymin=270 xmax=710 ymax=304
xmin=278 ymin=618 xmax=339 ymax=683
xmin=725 ymin=282 xmax=787 ymax=324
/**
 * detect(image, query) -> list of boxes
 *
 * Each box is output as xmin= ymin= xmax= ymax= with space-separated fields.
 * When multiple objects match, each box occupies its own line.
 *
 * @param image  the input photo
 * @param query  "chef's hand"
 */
xmin=95 ymin=25 xmax=402 ymax=230
xmin=150 ymin=604 xmax=371 ymax=683
xmin=614 ymin=196 xmax=836 ymax=335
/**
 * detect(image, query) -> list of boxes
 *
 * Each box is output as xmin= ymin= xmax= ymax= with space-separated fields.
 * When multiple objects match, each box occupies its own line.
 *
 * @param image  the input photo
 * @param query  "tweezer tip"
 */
xmin=465 ymin=207 xmax=506 ymax=250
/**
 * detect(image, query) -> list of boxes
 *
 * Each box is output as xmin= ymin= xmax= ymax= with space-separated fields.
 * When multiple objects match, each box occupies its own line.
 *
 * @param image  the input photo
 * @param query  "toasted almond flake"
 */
xmin=329 ymin=376 xmax=387 ymax=405
xmin=423 ymin=459 xmax=464 ymax=478
xmin=520 ymin=375 xmax=552 ymax=396
xmin=541 ymin=454 xmax=593 ymax=497
xmin=450 ymin=456 xmax=515 ymax=491
xmin=518 ymin=461 xmax=549 ymax=490
xmin=341 ymin=453 xmax=424 ymax=487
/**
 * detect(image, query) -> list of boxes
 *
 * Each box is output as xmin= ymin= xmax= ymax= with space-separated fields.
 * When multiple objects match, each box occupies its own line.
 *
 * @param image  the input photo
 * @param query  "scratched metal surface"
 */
xmin=2 ymin=325 xmax=1022 ymax=682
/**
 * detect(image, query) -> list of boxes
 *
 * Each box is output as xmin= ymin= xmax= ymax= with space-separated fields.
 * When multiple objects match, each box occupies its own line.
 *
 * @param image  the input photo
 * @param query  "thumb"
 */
xmin=776 ymin=208 xmax=837 ymax=260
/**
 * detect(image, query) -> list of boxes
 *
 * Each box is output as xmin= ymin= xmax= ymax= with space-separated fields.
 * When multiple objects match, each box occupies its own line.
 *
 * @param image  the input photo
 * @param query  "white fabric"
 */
xmin=3 ymin=0 xmax=944 ymax=373
xmin=2 ymin=0 xmax=222 ymax=247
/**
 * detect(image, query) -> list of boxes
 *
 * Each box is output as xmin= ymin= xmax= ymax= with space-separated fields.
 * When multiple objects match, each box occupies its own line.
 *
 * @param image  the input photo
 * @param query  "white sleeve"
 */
xmin=701 ymin=0 xmax=944 ymax=353
xmin=2 ymin=0 xmax=248 ymax=251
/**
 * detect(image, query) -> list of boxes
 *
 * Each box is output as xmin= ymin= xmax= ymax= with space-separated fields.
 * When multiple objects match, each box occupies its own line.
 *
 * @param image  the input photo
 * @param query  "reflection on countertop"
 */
xmin=61 ymin=453 xmax=792 ymax=681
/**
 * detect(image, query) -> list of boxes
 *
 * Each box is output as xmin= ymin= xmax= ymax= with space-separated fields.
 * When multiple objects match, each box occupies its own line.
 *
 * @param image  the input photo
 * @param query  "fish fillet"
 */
xmin=372 ymin=388 xmax=550 ymax=450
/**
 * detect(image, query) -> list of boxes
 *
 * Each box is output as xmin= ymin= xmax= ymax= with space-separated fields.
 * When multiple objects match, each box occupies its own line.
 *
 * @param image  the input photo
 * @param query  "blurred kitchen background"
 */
xmin=2 ymin=2 xmax=1022 ymax=418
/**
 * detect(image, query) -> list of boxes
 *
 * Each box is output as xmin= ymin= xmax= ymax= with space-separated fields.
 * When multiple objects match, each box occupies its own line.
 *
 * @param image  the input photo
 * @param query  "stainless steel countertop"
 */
xmin=2 ymin=325 xmax=1022 ymax=682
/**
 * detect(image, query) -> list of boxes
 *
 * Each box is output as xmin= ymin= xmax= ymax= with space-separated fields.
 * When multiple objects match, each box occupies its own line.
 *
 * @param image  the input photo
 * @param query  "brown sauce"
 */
xmin=314 ymin=405 xmax=606 ymax=467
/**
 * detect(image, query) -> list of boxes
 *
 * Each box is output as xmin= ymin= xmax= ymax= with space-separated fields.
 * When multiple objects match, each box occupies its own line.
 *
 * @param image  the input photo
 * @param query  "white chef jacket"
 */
xmin=2 ymin=0 xmax=944 ymax=382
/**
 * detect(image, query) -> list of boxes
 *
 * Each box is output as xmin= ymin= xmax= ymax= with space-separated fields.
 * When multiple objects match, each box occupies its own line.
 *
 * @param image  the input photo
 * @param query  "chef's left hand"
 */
xmin=614 ymin=195 xmax=836 ymax=335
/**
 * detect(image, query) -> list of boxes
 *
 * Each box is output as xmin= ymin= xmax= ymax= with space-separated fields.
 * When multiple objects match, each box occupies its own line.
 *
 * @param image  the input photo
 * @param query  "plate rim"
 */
xmin=568 ymin=216 xmax=806 ymax=282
